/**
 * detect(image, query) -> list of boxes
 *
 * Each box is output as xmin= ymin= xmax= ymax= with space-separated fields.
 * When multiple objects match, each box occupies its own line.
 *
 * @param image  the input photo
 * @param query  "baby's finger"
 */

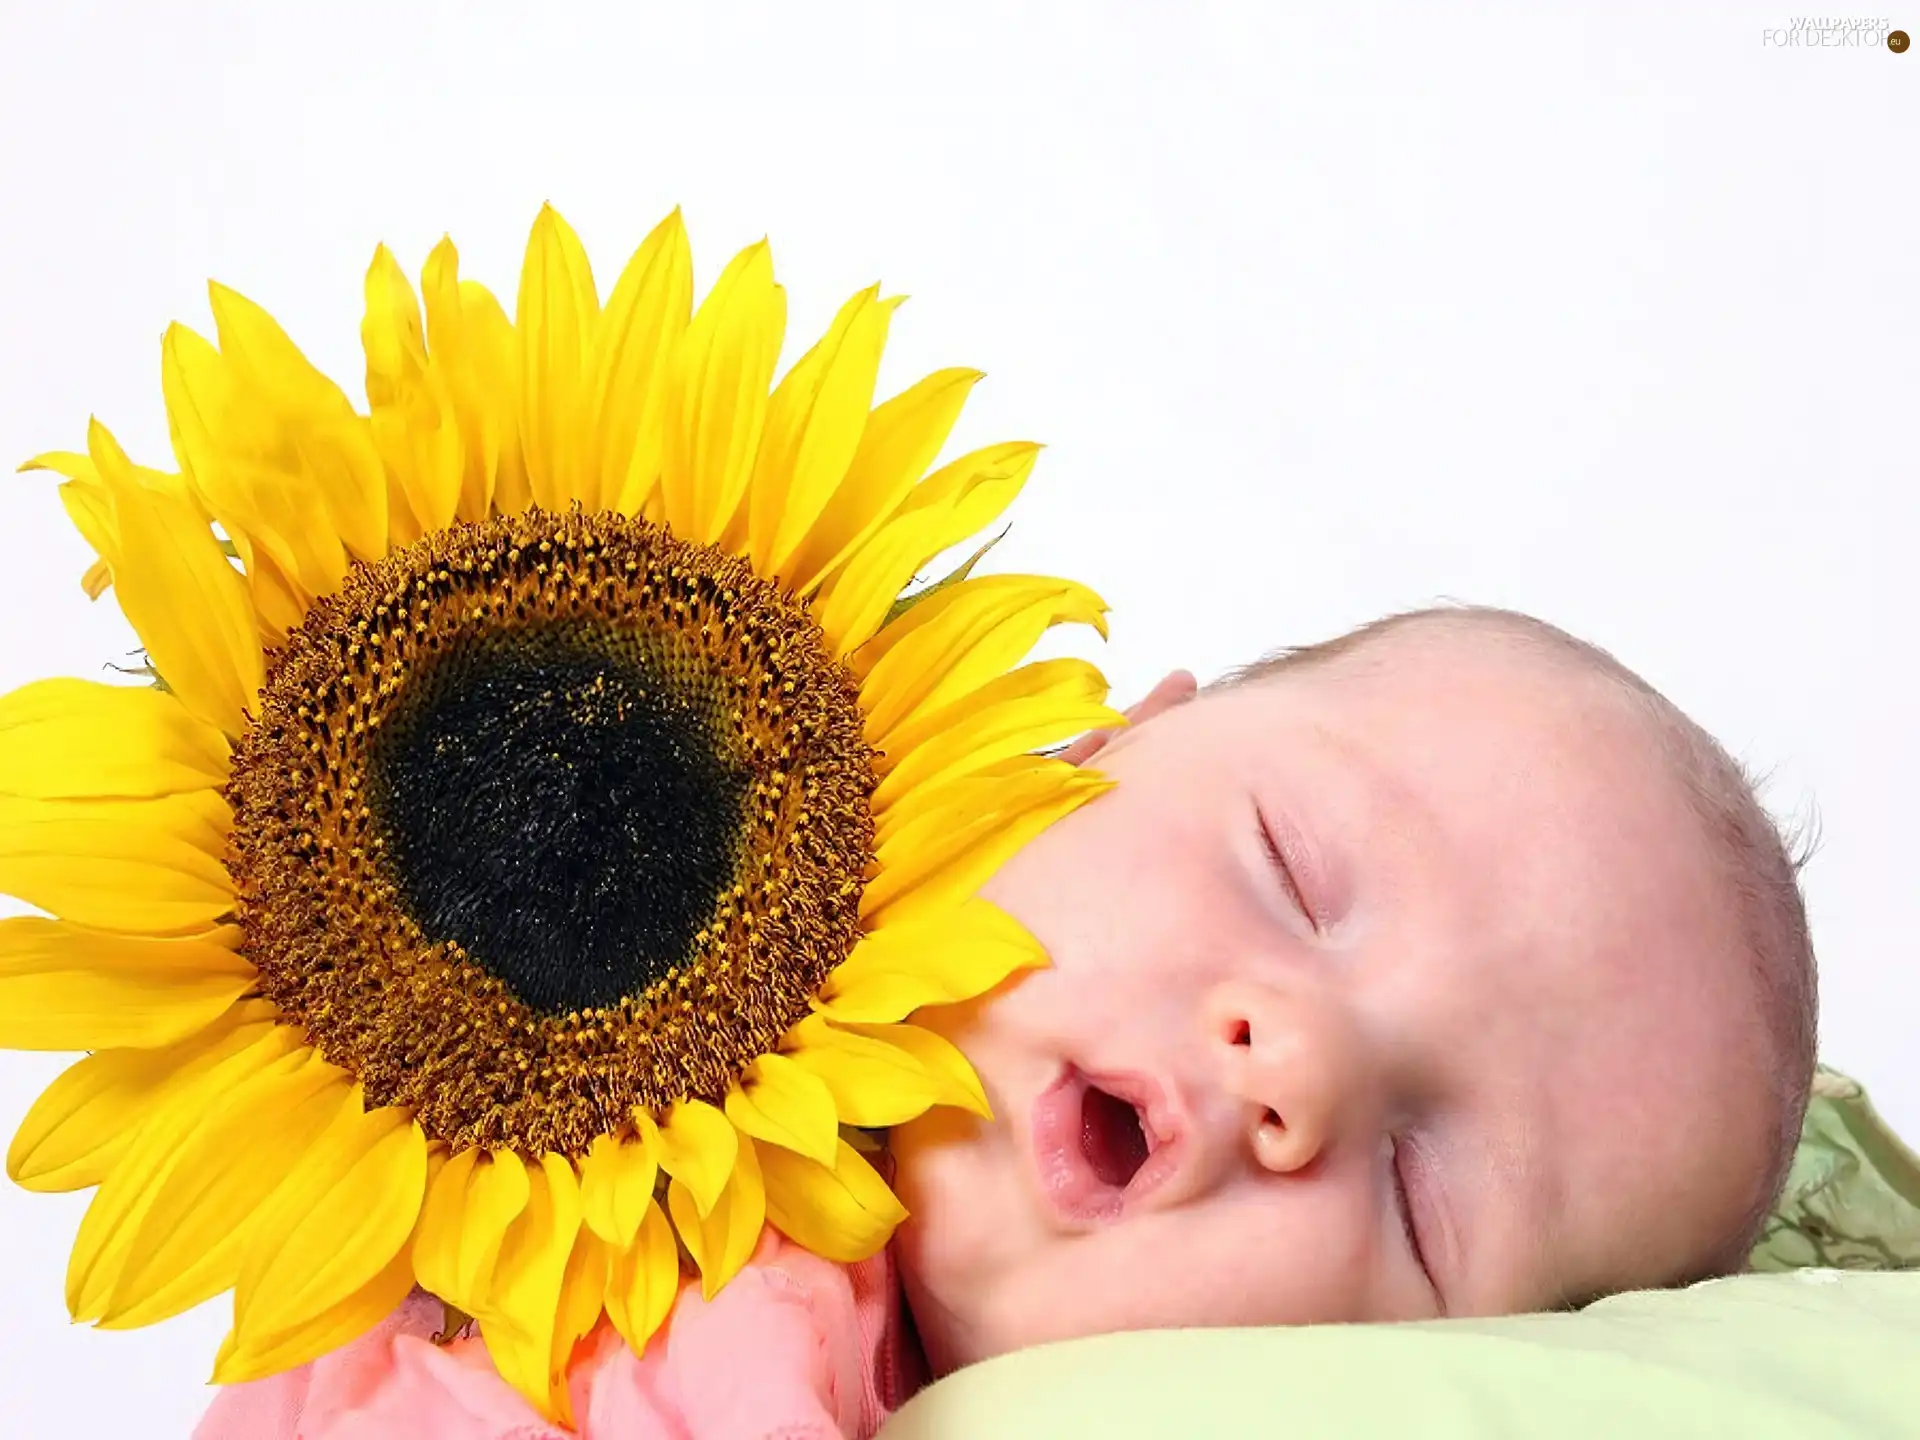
xmin=1052 ymin=671 xmax=1199 ymax=767
xmin=1054 ymin=729 xmax=1114 ymax=767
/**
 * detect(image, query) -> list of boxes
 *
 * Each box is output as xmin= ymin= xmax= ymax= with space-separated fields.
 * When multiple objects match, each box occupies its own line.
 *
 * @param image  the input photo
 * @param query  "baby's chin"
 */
xmin=895 ymin=1255 xmax=1065 ymax=1377
xmin=890 ymin=1204 xmax=998 ymax=1377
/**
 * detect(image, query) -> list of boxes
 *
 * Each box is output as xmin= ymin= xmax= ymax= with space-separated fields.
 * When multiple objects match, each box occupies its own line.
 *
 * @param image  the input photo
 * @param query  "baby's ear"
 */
xmin=1057 ymin=669 xmax=1199 ymax=765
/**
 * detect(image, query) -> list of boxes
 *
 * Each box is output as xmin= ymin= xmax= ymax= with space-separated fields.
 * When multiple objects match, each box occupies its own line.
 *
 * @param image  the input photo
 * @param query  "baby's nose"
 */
xmin=1201 ymin=978 xmax=1357 ymax=1174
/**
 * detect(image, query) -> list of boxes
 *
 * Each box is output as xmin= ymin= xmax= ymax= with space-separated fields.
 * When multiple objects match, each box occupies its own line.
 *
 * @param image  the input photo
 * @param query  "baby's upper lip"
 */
xmin=1028 ymin=1062 xmax=1191 ymax=1228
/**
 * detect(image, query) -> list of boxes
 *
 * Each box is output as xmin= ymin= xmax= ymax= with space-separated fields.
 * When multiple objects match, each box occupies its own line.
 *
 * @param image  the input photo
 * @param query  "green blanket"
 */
xmin=1752 ymin=1067 xmax=1920 ymax=1271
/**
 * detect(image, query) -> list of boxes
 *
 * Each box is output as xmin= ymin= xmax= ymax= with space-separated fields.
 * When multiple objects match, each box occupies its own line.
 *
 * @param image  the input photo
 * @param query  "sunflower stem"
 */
xmin=432 ymin=1301 xmax=476 ymax=1345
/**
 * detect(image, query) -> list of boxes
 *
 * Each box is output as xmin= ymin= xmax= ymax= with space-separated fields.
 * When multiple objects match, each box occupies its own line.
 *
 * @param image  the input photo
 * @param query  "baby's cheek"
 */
xmin=892 ymin=1114 xmax=1016 ymax=1285
xmin=1155 ymin=1189 xmax=1383 ymax=1328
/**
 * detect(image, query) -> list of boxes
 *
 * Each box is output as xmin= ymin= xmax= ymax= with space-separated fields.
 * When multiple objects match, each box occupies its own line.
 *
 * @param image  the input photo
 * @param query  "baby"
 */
xmin=199 ymin=603 xmax=1817 ymax=1438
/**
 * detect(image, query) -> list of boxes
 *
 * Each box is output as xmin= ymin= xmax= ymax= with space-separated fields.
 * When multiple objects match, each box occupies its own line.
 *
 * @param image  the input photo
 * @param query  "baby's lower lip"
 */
xmin=1029 ymin=1064 xmax=1182 ymax=1227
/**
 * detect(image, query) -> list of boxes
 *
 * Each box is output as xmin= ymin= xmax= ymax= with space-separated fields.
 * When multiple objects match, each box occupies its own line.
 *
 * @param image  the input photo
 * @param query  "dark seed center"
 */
xmin=229 ymin=507 xmax=879 ymax=1151
xmin=365 ymin=624 xmax=750 ymax=1013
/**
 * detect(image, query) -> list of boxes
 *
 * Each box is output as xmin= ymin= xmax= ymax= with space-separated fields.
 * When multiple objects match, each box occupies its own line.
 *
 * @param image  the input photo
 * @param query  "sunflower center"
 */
xmin=225 ymin=508 xmax=876 ymax=1154
xmin=365 ymin=625 xmax=751 ymax=1014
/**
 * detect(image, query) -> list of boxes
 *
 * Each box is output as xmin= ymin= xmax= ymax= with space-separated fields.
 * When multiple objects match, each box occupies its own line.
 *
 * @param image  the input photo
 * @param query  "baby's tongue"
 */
xmin=1080 ymin=1085 xmax=1150 ymax=1188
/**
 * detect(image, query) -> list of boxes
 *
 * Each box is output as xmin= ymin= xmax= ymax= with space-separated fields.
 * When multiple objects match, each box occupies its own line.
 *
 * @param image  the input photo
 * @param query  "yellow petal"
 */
xmin=456 ymin=279 xmax=530 ymax=515
xmin=743 ymin=283 xmax=873 ymax=567
xmin=810 ymin=498 xmax=956 ymax=658
xmin=590 ymin=208 xmax=693 ymax=517
xmin=544 ymin=1228 xmax=610 ymax=1428
xmin=363 ymin=244 xmax=465 ymax=540
xmin=723 ymin=1052 xmax=838 ymax=1165
xmin=420 ymin=239 xmax=499 ymax=523
xmin=80 ymin=556 xmax=113 ymax=600
xmin=28 ymin=452 xmax=118 ymax=599
xmin=861 ymin=764 xmax=1113 ymax=928
xmin=761 ymin=1138 xmax=908 ymax=1263
xmin=478 ymin=1153 xmax=583 ymax=1422
xmin=782 ymin=1013 xmax=946 ymax=1128
xmin=666 ymin=1132 xmax=764 ymax=1300
xmin=98 ymin=1055 xmax=347 ymax=1329
xmin=211 ymin=1240 xmax=415 ymax=1385
xmin=604 ymin=1197 xmax=683 ymax=1357
xmin=816 ymin=898 xmax=1047 ymax=1024
xmin=228 ymin=533 xmax=309 ymax=646
xmin=0 ymin=790 xmax=233 ymax=934
xmin=872 ymin=657 xmax=1121 ymax=805
xmin=652 ymin=1098 xmax=737 ymax=1219
xmin=781 ymin=367 xmax=982 ymax=596
xmin=854 ymin=574 xmax=1111 ymax=740
xmin=579 ymin=1131 xmax=659 ymax=1248
xmin=658 ymin=240 xmax=785 ymax=546
xmin=158 ymin=325 xmax=305 ymax=570
xmin=157 ymin=325 xmax=345 ymax=621
xmin=422 ymin=253 xmax=529 ymax=522
xmin=23 ymin=449 xmax=99 ymax=484
xmin=0 ymin=679 xmax=229 ymax=800
xmin=7 ymin=999 xmax=280 ymax=1193
xmin=60 ymin=482 xmax=119 ymax=592
xmin=834 ymin=1019 xmax=990 ymax=1117
xmin=65 ymin=1022 xmax=306 ymax=1322
xmin=0 ymin=917 xmax=254 ymax=1051
xmin=203 ymin=283 xmax=389 ymax=564
xmin=517 ymin=204 xmax=600 ymax=512
xmin=874 ymin=753 xmax=1061 ymax=850
xmin=811 ymin=441 xmax=1041 ymax=656
xmin=633 ymin=1106 xmax=662 ymax=1153
xmin=409 ymin=1145 xmax=478 ymax=1304
xmin=890 ymin=439 xmax=1039 ymax=551
xmin=89 ymin=419 xmax=265 ymax=736
xmin=412 ymin=1146 xmax=530 ymax=1315
xmin=747 ymin=287 xmax=901 ymax=577
xmin=26 ymin=446 xmax=206 ymax=604
xmin=233 ymin=1093 xmax=427 ymax=1345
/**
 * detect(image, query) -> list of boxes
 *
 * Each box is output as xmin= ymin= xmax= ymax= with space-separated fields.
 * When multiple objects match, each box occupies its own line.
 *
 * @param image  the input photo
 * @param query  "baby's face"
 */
xmin=891 ymin=626 xmax=1773 ymax=1373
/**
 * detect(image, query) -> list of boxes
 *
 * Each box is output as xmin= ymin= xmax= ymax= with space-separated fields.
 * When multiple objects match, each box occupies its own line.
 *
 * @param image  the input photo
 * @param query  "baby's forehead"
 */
xmin=1265 ymin=620 xmax=1663 ymax=783
xmin=1249 ymin=624 xmax=1731 ymax=963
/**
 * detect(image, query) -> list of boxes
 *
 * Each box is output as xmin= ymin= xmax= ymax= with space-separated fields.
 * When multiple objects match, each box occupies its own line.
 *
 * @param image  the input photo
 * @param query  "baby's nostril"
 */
xmin=1263 ymin=1107 xmax=1283 ymax=1128
xmin=1230 ymin=1020 xmax=1251 ymax=1047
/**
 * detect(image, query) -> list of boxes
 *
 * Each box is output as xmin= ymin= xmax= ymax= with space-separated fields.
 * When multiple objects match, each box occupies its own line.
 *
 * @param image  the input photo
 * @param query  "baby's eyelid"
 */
xmin=1390 ymin=1136 xmax=1440 ymax=1301
xmin=1256 ymin=809 xmax=1318 ymax=931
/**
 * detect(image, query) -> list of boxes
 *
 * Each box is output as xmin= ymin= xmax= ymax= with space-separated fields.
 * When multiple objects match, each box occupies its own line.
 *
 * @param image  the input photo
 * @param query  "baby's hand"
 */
xmin=1055 ymin=670 xmax=1198 ymax=765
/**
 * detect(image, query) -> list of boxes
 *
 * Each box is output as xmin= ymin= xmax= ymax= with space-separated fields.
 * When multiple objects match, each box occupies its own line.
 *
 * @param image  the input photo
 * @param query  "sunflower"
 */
xmin=0 ymin=205 xmax=1119 ymax=1425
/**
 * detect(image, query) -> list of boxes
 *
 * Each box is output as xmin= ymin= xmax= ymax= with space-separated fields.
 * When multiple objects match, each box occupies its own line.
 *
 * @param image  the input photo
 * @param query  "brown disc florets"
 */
xmin=224 ymin=507 xmax=876 ymax=1154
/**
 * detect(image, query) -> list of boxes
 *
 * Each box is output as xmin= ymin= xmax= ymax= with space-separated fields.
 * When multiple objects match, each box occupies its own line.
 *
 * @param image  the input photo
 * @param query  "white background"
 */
xmin=0 ymin=2 xmax=1913 ymax=1432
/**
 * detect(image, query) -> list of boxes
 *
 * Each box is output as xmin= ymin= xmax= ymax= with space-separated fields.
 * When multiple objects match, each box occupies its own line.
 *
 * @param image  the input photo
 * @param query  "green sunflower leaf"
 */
xmin=881 ymin=526 xmax=1010 ymax=630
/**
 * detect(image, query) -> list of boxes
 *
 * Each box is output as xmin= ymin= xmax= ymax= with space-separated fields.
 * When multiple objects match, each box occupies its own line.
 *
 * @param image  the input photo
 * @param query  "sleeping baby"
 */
xmin=198 ymin=602 xmax=1818 ymax=1438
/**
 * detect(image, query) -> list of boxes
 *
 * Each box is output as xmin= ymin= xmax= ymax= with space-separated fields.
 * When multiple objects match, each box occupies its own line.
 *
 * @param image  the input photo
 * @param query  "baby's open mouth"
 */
xmin=1081 ymin=1082 xmax=1151 ymax=1187
xmin=1031 ymin=1065 xmax=1182 ymax=1225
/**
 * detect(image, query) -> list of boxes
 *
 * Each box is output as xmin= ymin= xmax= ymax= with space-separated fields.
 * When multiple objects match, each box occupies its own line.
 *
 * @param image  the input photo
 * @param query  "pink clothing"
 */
xmin=195 ymin=1233 xmax=924 ymax=1440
